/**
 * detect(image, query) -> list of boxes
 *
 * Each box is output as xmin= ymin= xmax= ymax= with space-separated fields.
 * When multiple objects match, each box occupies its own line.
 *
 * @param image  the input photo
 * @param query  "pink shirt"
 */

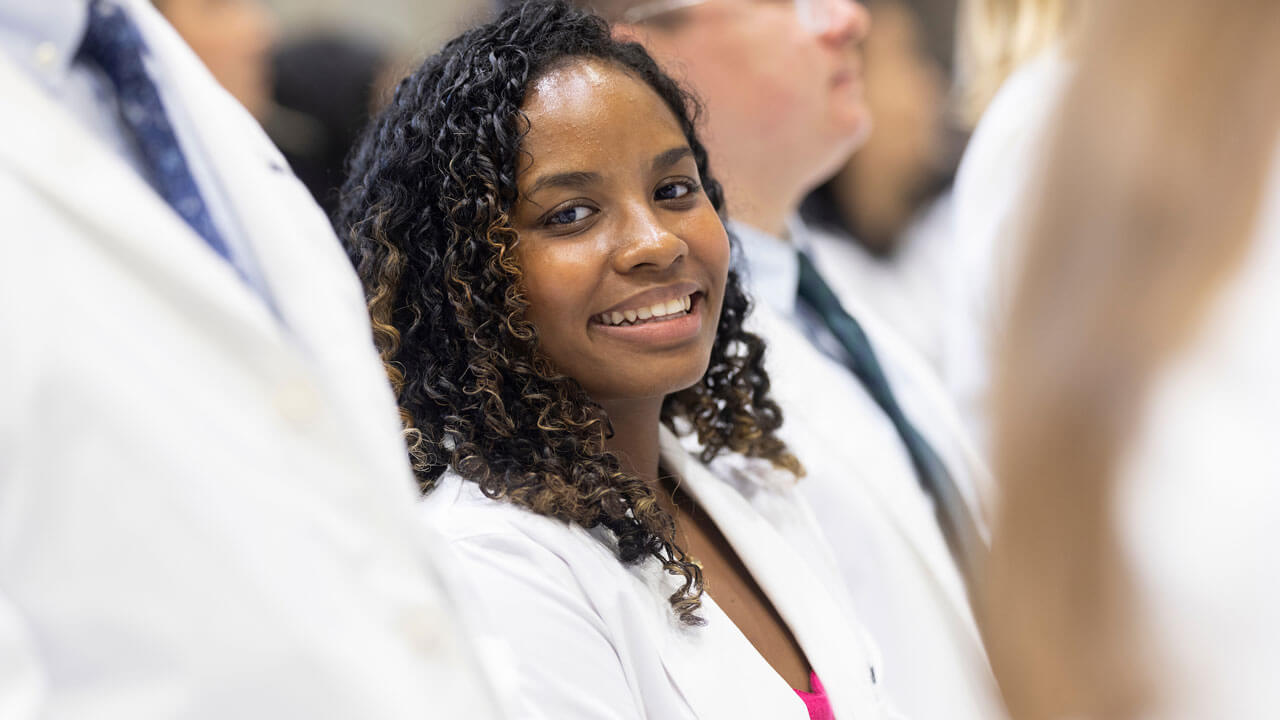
xmin=794 ymin=672 xmax=834 ymax=720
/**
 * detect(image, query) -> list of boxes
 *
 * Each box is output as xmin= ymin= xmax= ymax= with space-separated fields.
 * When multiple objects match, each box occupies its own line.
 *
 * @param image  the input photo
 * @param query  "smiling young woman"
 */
xmin=336 ymin=2 xmax=893 ymax=718
xmin=511 ymin=59 xmax=730 ymax=411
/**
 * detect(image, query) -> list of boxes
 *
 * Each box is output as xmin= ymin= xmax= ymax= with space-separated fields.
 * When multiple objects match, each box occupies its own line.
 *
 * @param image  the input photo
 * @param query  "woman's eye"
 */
xmin=545 ymin=205 xmax=594 ymax=226
xmin=655 ymin=180 xmax=698 ymax=201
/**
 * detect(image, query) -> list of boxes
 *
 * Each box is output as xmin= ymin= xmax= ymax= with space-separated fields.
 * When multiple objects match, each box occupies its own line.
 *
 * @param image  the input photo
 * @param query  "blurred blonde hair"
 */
xmin=957 ymin=0 xmax=1071 ymax=125
xmin=984 ymin=1 xmax=1280 ymax=719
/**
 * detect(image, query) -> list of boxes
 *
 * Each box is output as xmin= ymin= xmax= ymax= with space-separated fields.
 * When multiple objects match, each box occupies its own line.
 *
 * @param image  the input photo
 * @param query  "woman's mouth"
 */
xmin=593 ymin=292 xmax=697 ymax=327
xmin=589 ymin=292 xmax=706 ymax=347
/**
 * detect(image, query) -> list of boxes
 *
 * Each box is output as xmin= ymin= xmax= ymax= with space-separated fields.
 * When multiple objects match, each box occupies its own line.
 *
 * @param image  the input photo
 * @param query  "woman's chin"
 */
xmin=587 ymin=362 xmax=712 ymax=406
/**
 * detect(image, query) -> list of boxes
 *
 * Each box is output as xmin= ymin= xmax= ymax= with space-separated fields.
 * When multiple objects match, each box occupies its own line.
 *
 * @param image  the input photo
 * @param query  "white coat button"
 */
xmin=34 ymin=42 xmax=57 ymax=68
xmin=273 ymin=378 xmax=321 ymax=425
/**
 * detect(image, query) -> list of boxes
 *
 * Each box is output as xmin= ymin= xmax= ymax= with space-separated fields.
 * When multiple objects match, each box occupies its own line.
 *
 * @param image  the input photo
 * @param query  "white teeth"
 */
xmin=598 ymin=293 xmax=694 ymax=326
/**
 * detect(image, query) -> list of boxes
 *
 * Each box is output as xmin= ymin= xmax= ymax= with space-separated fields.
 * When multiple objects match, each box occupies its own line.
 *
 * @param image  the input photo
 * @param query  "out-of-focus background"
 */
xmin=161 ymin=0 xmax=493 ymax=215
xmin=171 ymin=0 xmax=965 ymax=229
xmin=264 ymin=0 xmax=487 ymax=213
xmin=266 ymin=0 xmax=482 ymax=58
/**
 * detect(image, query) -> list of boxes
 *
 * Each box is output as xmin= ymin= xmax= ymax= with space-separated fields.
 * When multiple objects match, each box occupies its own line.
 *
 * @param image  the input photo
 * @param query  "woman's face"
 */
xmin=511 ymin=59 xmax=730 ymax=406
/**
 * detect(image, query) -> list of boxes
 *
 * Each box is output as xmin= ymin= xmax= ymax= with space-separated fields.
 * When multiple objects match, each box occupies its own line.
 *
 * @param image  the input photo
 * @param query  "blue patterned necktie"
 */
xmin=78 ymin=0 xmax=235 ymax=267
xmin=795 ymin=250 xmax=986 ymax=596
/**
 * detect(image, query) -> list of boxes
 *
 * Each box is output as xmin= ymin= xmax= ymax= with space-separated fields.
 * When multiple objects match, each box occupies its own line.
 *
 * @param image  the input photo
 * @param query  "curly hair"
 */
xmin=336 ymin=0 xmax=800 ymax=624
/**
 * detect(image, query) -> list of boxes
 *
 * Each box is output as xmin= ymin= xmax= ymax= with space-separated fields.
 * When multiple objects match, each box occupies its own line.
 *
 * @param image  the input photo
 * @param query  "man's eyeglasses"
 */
xmin=621 ymin=0 xmax=849 ymax=35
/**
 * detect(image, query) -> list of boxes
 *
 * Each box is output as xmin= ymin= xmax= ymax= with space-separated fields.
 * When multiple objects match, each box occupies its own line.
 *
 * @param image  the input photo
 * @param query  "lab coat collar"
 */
xmin=117 ymin=5 xmax=418 ymax=479
xmin=658 ymin=426 xmax=890 ymax=720
xmin=0 ymin=50 xmax=282 ymax=347
xmin=124 ymin=1 xmax=351 ymax=357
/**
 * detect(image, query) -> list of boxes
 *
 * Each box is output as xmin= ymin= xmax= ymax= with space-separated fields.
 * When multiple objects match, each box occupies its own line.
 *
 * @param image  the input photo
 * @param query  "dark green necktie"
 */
xmin=795 ymin=250 xmax=986 ymax=595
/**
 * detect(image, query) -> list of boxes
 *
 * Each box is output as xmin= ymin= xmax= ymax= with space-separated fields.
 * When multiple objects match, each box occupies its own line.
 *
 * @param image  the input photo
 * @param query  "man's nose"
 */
xmin=819 ymin=0 xmax=872 ymax=47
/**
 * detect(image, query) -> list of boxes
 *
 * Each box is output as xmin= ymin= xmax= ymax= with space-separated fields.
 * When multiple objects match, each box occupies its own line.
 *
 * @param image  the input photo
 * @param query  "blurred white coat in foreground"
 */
xmin=0 ymin=1 xmax=505 ymax=716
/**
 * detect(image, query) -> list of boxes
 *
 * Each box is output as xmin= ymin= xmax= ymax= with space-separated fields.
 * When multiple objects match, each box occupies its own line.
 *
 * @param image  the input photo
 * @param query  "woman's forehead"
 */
xmin=523 ymin=58 xmax=662 ymax=117
xmin=527 ymin=57 xmax=618 ymax=101
xmin=516 ymin=65 xmax=688 ymax=183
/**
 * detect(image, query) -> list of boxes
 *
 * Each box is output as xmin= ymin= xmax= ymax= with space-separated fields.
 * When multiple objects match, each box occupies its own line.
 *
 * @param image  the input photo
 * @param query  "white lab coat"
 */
xmin=727 ymin=218 xmax=1004 ymax=720
xmin=0 ymin=3 xmax=504 ymax=717
xmin=419 ymin=426 xmax=900 ymax=720
xmin=806 ymin=192 xmax=957 ymax=375
xmin=1116 ymin=146 xmax=1280 ymax=720
xmin=743 ymin=297 xmax=1007 ymax=720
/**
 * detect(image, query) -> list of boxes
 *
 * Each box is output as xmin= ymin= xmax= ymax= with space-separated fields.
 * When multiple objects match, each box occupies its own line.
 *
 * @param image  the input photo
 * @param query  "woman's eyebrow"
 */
xmin=524 ymin=147 xmax=692 ymax=197
xmin=526 ymin=170 xmax=600 ymax=196
xmin=652 ymin=146 xmax=692 ymax=171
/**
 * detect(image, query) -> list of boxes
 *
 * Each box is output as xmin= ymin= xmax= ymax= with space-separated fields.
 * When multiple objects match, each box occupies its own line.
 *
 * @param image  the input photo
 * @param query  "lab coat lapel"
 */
xmin=654 ymin=593 xmax=810 ymax=720
xmin=754 ymin=304 xmax=982 ymax=643
xmin=835 ymin=278 xmax=995 ymax=532
xmin=659 ymin=427 xmax=887 ymax=720
xmin=128 ymin=3 xmax=408 ymax=482
xmin=0 ymin=53 xmax=281 ymax=349
xmin=128 ymin=1 xmax=335 ymax=349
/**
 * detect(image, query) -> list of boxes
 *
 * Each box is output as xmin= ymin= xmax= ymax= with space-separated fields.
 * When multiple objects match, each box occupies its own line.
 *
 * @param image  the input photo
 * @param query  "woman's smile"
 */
xmin=590 ymin=290 xmax=707 ymax=347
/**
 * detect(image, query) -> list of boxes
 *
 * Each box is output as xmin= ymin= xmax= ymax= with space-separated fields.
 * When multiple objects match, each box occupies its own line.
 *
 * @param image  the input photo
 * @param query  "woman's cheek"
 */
xmin=520 ymin=248 xmax=596 ymax=341
xmin=690 ymin=212 xmax=731 ymax=283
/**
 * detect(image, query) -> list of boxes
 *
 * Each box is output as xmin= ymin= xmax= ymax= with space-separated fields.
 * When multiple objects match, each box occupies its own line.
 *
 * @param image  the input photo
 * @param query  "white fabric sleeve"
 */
xmin=0 ymin=589 xmax=43 ymax=719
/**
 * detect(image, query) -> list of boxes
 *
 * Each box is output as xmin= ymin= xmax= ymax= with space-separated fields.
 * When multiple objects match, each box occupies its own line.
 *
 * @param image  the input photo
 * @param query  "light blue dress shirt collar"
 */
xmin=728 ymin=215 xmax=818 ymax=320
xmin=0 ymin=0 xmax=89 ymax=91
xmin=732 ymin=215 xmax=856 ymax=366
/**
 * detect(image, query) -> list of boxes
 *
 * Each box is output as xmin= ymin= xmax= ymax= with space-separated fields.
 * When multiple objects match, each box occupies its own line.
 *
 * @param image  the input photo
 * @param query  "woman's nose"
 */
xmin=614 ymin=208 xmax=688 ymax=273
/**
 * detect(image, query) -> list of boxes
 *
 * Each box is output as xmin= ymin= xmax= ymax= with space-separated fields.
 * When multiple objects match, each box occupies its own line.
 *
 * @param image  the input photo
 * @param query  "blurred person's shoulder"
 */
xmin=968 ymin=47 xmax=1072 ymax=152
xmin=954 ymin=46 xmax=1073 ymax=237
xmin=948 ymin=46 xmax=1076 ymax=376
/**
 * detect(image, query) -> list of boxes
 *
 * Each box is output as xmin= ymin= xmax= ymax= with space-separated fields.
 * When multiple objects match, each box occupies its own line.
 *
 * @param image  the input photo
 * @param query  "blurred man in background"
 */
xmin=801 ymin=0 xmax=962 ymax=372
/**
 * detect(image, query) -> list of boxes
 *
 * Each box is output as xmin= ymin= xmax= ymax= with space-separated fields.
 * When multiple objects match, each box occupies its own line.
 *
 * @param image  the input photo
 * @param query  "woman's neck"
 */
xmin=598 ymin=397 xmax=664 ymax=488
